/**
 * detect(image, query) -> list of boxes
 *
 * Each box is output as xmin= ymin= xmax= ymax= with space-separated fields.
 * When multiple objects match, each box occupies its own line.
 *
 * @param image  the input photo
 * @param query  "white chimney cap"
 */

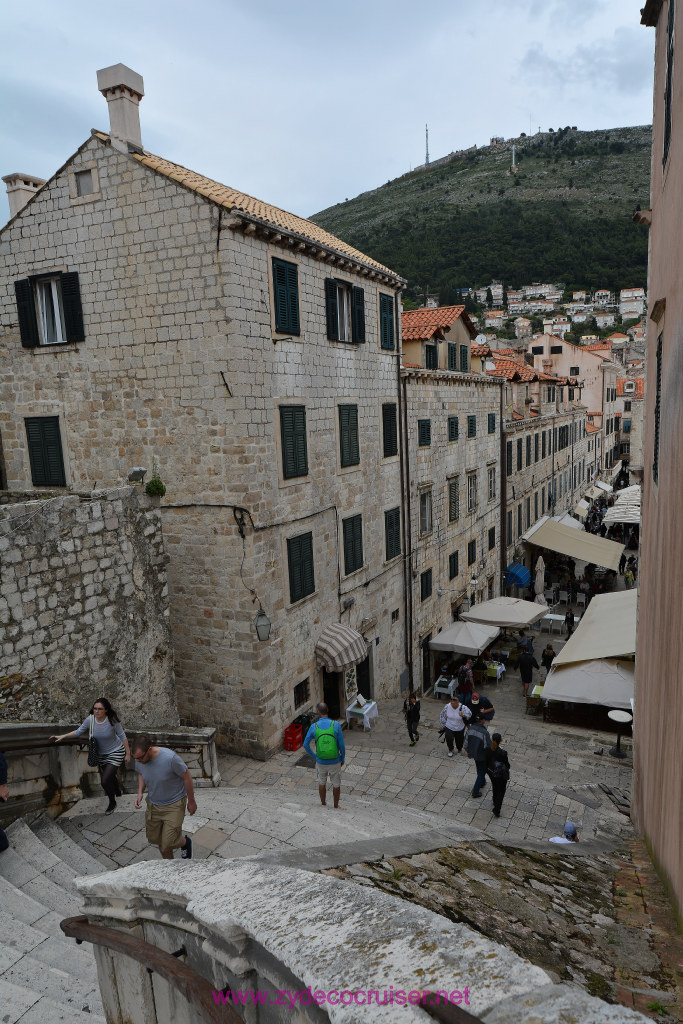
xmin=97 ymin=64 xmax=144 ymax=98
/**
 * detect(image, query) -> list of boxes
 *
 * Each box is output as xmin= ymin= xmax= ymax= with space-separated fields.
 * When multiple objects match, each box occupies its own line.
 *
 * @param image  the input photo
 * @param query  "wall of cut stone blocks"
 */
xmin=0 ymin=486 xmax=176 ymax=726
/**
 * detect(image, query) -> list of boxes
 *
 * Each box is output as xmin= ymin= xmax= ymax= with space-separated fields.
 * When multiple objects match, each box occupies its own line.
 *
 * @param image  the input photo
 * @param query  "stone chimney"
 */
xmin=96 ymin=64 xmax=145 ymax=153
xmin=2 ymin=173 xmax=47 ymax=218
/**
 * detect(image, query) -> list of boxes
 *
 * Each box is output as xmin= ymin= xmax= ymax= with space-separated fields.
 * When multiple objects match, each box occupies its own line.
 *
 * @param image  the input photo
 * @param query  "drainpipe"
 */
xmin=396 ymin=292 xmax=413 ymax=691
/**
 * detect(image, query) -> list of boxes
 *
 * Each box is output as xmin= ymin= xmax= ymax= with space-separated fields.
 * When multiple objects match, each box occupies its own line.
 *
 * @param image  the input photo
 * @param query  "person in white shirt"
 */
xmin=439 ymin=696 xmax=472 ymax=757
xmin=549 ymin=821 xmax=578 ymax=844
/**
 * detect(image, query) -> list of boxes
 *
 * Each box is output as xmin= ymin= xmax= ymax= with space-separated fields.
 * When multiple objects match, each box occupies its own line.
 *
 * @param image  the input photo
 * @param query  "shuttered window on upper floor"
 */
xmin=287 ymin=532 xmax=315 ymax=603
xmin=272 ymin=258 xmax=300 ymax=335
xmin=339 ymin=404 xmax=360 ymax=467
xmin=385 ymin=507 xmax=401 ymax=561
xmin=15 ymin=272 xmax=84 ymax=348
xmin=280 ymin=405 xmax=308 ymax=479
xmin=379 ymin=293 xmax=395 ymax=350
xmin=325 ymin=279 xmax=365 ymax=343
xmin=343 ymin=514 xmax=364 ymax=575
xmin=382 ymin=403 xmax=398 ymax=457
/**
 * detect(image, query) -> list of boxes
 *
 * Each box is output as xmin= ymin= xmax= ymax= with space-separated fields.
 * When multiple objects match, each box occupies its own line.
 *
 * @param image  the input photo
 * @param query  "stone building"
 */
xmin=615 ymin=375 xmax=645 ymax=477
xmin=0 ymin=65 xmax=407 ymax=757
xmin=635 ymin=0 xmax=683 ymax=922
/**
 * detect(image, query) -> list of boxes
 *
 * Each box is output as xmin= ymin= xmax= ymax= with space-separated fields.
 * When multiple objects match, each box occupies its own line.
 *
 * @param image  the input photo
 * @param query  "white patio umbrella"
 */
xmin=534 ymin=555 xmax=546 ymax=606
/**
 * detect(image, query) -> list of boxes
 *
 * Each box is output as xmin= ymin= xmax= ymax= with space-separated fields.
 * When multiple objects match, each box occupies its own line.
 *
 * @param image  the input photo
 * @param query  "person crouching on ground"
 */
xmin=132 ymin=734 xmax=196 ymax=860
xmin=303 ymin=702 xmax=346 ymax=809
xmin=402 ymin=691 xmax=421 ymax=746
xmin=439 ymin=696 xmax=472 ymax=757
xmin=549 ymin=821 xmax=579 ymax=844
xmin=51 ymin=698 xmax=130 ymax=815
xmin=486 ymin=733 xmax=510 ymax=817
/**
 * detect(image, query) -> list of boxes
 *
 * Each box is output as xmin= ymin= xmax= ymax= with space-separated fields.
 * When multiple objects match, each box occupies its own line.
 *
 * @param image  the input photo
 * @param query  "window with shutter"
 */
xmin=467 ymin=473 xmax=477 ymax=512
xmin=448 ymin=342 xmax=457 ymax=371
xmin=324 ymin=278 xmax=339 ymax=341
xmin=526 ymin=435 xmax=531 ymax=467
xmin=516 ymin=438 xmax=522 ymax=470
xmin=448 ymin=415 xmax=459 ymax=442
xmin=272 ymin=258 xmax=300 ymax=335
xmin=653 ymin=332 xmax=662 ymax=483
xmin=534 ymin=433 xmax=539 ymax=463
xmin=467 ymin=415 xmax=476 ymax=438
xmin=24 ymin=417 xmax=66 ymax=487
xmin=343 ymin=514 xmax=363 ymax=574
xmin=351 ymin=286 xmax=365 ymax=343
xmin=506 ymin=441 xmax=513 ymax=476
xmin=287 ymin=532 xmax=315 ymax=603
xmin=382 ymin=403 xmax=398 ymax=457
xmin=420 ymin=569 xmax=432 ymax=601
xmin=487 ymin=413 xmax=496 ymax=434
xmin=449 ymin=551 xmax=458 ymax=580
xmin=542 ymin=431 xmax=547 ymax=459
xmin=507 ymin=510 xmax=512 ymax=544
xmin=467 ymin=540 xmax=476 ymax=566
xmin=418 ymin=419 xmax=431 ymax=447
xmin=419 ymin=490 xmax=432 ymax=535
xmin=379 ymin=293 xmax=394 ymax=349
xmin=459 ymin=345 xmax=468 ymax=373
xmin=384 ymin=507 xmax=401 ymax=561
xmin=664 ymin=0 xmax=675 ymax=164
xmin=488 ymin=526 xmax=495 ymax=550
xmin=339 ymin=405 xmax=360 ymax=467
xmin=448 ymin=478 xmax=459 ymax=522
xmin=425 ymin=344 xmax=438 ymax=369
xmin=280 ymin=406 xmax=308 ymax=479
xmin=15 ymin=272 xmax=84 ymax=347
xmin=488 ymin=467 xmax=496 ymax=501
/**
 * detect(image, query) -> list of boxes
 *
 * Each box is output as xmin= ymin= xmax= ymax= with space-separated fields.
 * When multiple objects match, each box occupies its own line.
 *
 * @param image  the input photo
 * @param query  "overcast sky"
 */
xmin=1 ymin=0 xmax=654 ymax=225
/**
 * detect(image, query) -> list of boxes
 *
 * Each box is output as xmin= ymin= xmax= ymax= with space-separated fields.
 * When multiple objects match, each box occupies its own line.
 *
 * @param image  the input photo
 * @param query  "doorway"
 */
xmin=421 ymin=633 xmax=432 ymax=695
xmin=356 ymin=654 xmax=372 ymax=700
xmin=322 ymin=668 xmax=341 ymax=719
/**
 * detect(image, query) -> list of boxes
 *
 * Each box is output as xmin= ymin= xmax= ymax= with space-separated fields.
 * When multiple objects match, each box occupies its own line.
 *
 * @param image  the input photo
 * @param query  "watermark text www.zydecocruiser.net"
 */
xmin=213 ymin=986 xmax=472 ymax=1008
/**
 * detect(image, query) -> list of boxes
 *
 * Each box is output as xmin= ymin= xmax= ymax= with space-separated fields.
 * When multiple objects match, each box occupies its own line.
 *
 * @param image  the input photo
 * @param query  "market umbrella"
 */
xmin=534 ymin=555 xmax=546 ymax=606
xmin=461 ymin=597 xmax=547 ymax=628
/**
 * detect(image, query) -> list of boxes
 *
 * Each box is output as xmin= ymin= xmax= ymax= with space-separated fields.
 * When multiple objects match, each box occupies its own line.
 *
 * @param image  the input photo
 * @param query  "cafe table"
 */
xmin=345 ymin=699 xmax=379 ymax=730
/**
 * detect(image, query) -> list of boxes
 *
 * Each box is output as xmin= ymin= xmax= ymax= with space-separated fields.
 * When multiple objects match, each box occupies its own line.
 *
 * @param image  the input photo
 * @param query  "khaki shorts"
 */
xmin=145 ymin=797 xmax=186 ymax=851
xmin=316 ymin=762 xmax=342 ymax=788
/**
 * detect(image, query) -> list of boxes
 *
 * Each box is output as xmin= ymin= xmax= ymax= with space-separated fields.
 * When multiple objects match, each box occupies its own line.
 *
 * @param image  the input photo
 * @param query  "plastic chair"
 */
xmin=558 ymin=589 xmax=569 ymax=605
xmin=576 ymin=591 xmax=587 ymax=608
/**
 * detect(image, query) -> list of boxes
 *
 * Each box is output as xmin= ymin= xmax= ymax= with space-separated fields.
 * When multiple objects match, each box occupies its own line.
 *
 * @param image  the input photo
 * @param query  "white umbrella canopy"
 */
xmin=543 ymin=659 xmax=634 ymax=709
xmin=534 ymin=555 xmax=546 ymax=605
xmin=429 ymin=621 xmax=500 ymax=657
xmin=462 ymin=596 xmax=548 ymax=629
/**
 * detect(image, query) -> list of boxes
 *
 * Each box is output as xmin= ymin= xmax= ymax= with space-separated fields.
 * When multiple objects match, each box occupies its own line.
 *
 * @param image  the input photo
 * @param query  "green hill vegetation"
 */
xmin=311 ymin=126 xmax=651 ymax=303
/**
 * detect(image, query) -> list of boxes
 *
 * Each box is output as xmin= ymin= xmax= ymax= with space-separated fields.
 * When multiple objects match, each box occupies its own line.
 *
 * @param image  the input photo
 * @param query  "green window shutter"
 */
xmin=339 ymin=405 xmax=359 ymax=467
xmin=351 ymin=286 xmax=365 ymax=343
xmin=467 ymin=415 xmax=476 ymax=438
xmin=468 ymin=539 xmax=476 ymax=565
xmin=25 ymin=416 xmax=66 ymax=487
xmin=14 ymin=279 xmax=39 ymax=348
xmin=382 ymin=403 xmax=398 ymax=457
xmin=506 ymin=441 xmax=513 ymax=476
xmin=460 ymin=345 xmax=468 ymax=372
xmin=425 ymin=344 xmax=438 ymax=369
xmin=280 ymin=406 xmax=308 ymax=478
xmin=385 ymin=507 xmax=401 ymax=561
xmin=273 ymin=258 xmax=300 ymax=335
xmin=488 ymin=413 xmax=496 ymax=434
xmin=325 ymin=279 xmax=339 ymax=341
xmin=420 ymin=569 xmax=432 ymax=601
xmin=287 ymin=532 xmax=315 ymax=603
xmin=343 ymin=515 xmax=363 ymax=575
xmin=380 ymin=294 xmax=394 ymax=350
xmin=418 ymin=419 xmax=431 ymax=447
xmin=448 ymin=415 xmax=459 ymax=441
xmin=449 ymin=551 xmax=458 ymax=579
xmin=448 ymin=342 xmax=457 ymax=371
xmin=61 ymin=272 xmax=84 ymax=342
xmin=448 ymin=479 xmax=459 ymax=521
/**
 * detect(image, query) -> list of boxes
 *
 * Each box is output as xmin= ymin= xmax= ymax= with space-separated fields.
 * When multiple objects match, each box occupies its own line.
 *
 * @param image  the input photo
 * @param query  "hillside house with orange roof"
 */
xmin=0 ymin=65 xmax=411 ymax=756
xmin=401 ymin=304 xmax=476 ymax=373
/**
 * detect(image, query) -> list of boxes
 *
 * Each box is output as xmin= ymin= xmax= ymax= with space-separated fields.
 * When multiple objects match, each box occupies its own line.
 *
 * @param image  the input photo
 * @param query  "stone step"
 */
xmin=0 ymin=873 xmax=50 ymax=926
xmin=0 ymin=977 xmax=106 ymax=1024
xmin=6 ymin=818 xmax=79 ymax=884
xmin=0 ymin=842 xmax=82 ymax=917
xmin=56 ymin=816 xmax=118 ymax=870
xmin=29 ymin=813 xmax=105 ymax=877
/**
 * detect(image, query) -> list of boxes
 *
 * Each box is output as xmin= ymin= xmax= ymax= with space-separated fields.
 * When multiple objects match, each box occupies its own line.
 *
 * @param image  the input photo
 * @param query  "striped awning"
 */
xmin=315 ymin=623 xmax=368 ymax=672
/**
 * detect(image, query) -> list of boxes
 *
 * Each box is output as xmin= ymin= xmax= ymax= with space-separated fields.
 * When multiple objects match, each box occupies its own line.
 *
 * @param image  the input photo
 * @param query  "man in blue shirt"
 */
xmin=303 ymin=702 xmax=346 ymax=809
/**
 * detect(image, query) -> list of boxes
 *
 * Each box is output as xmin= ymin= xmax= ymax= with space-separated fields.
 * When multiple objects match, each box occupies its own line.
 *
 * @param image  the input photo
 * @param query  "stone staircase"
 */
xmin=0 ymin=815 xmax=106 ymax=1023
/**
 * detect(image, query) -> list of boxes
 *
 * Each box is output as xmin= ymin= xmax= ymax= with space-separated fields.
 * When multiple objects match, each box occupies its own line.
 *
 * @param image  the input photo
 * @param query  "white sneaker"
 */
xmin=448 ymin=751 xmax=454 ymax=758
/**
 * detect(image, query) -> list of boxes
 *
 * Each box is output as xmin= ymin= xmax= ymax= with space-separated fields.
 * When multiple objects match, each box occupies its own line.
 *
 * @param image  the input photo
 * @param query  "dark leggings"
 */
xmin=100 ymin=763 xmax=120 ymax=799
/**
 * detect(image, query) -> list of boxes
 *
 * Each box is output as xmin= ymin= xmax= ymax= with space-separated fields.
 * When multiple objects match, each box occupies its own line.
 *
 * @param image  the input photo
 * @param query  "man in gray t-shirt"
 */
xmin=133 ymin=734 xmax=196 ymax=860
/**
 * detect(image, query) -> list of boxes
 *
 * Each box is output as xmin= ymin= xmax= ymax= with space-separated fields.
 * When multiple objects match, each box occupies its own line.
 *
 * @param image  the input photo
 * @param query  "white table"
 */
xmin=346 ymin=699 xmax=378 ymax=730
xmin=541 ymin=613 xmax=577 ymax=635
xmin=434 ymin=675 xmax=457 ymax=699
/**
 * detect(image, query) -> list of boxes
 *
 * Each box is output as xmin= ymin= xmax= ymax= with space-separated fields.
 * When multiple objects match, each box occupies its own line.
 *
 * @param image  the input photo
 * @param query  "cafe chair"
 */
xmin=576 ymin=591 xmax=587 ymax=608
xmin=558 ymin=589 xmax=569 ymax=605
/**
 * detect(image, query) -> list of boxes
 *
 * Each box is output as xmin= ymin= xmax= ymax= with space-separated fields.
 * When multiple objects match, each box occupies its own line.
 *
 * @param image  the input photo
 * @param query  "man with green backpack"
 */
xmin=303 ymin=702 xmax=346 ymax=809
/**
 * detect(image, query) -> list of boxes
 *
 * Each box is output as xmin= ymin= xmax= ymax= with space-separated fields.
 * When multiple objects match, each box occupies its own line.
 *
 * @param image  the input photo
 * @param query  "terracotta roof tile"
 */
xmin=585 ymin=422 xmax=600 ymax=433
xmin=93 ymin=132 xmax=398 ymax=278
xmin=489 ymin=355 xmax=538 ymax=381
xmin=471 ymin=343 xmax=490 ymax=357
xmin=617 ymin=377 xmax=645 ymax=398
xmin=401 ymin=305 xmax=476 ymax=340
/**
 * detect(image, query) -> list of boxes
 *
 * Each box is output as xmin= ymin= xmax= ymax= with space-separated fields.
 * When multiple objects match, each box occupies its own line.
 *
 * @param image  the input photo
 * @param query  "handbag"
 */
xmin=87 ymin=715 xmax=99 ymax=767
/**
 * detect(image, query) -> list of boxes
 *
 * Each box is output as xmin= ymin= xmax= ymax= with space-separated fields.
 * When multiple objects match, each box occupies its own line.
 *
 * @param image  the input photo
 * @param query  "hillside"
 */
xmin=311 ymin=126 xmax=651 ymax=301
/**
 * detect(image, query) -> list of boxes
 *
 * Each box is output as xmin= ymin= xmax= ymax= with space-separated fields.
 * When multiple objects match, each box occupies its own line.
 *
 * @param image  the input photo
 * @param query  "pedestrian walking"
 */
xmin=465 ymin=720 xmax=491 ymax=798
xmin=486 ymin=733 xmax=510 ymax=817
xmin=456 ymin=659 xmax=474 ymax=706
xmin=624 ymin=568 xmax=635 ymax=589
xmin=439 ymin=696 xmax=472 ymax=757
xmin=541 ymin=643 xmax=556 ymax=679
xmin=303 ymin=702 xmax=346 ymax=809
xmin=564 ymin=608 xmax=575 ymax=638
xmin=132 ymin=734 xmax=196 ymax=859
xmin=517 ymin=649 xmax=540 ymax=698
xmin=51 ymin=698 xmax=130 ymax=815
xmin=0 ymin=751 xmax=9 ymax=853
xmin=402 ymin=692 xmax=421 ymax=746
xmin=618 ymin=551 xmax=627 ymax=574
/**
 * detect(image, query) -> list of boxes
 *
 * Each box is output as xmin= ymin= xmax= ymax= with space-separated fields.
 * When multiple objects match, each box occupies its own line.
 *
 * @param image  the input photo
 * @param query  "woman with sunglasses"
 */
xmin=51 ymin=698 xmax=131 ymax=814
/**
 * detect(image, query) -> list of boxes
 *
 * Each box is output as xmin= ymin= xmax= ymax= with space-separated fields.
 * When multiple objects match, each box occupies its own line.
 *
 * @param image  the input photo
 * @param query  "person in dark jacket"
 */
xmin=486 ymin=733 xmax=510 ymax=817
xmin=465 ymin=721 xmax=491 ymax=798
xmin=564 ymin=608 xmax=575 ymax=638
xmin=0 ymin=752 xmax=9 ymax=852
xmin=541 ymin=643 xmax=556 ymax=679
xmin=470 ymin=692 xmax=495 ymax=723
xmin=518 ymin=649 xmax=540 ymax=697
xmin=402 ymin=692 xmax=421 ymax=746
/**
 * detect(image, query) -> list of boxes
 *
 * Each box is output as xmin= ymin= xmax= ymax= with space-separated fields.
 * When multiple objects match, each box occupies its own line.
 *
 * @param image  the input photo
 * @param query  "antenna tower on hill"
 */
xmin=425 ymin=124 xmax=430 ymax=165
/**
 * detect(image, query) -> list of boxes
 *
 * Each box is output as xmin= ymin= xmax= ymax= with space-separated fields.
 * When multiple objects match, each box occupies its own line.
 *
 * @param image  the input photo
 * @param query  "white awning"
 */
xmin=603 ymin=485 xmax=642 ymax=525
xmin=596 ymin=479 xmax=613 ymax=492
xmin=543 ymin=659 xmax=634 ymax=709
xmin=314 ymin=624 xmax=367 ymax=672
xmin=462 ymin=596 xmax=547 ymax=629
xmin=553 ymin=589 xmax=637 ymax=666
xmin=522 ymin=518 xmax=624 ymax=571
xmin=429 ymin=621 xmax=500 ymax=657
xmin=574 ymin=499 xmax=589 ymax=518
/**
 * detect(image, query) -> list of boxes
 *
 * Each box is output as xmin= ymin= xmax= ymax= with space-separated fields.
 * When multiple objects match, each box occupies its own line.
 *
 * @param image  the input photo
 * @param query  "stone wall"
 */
xmin=0 ymin=486 xmax=177 ymax=726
